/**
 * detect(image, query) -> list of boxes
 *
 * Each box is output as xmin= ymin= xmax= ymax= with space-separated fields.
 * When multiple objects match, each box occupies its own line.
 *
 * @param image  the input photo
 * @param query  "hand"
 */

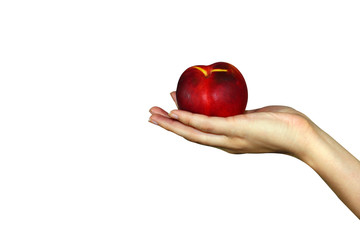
xmin=150 ymin=92 xmax=360 ymax=218
xmin=149 ymin=92 xmax=315 ymax=159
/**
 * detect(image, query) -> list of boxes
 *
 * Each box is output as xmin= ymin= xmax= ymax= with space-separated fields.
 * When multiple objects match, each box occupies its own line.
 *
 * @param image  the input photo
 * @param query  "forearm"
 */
xmin=301 ymin=125 xmax=360 ymax=219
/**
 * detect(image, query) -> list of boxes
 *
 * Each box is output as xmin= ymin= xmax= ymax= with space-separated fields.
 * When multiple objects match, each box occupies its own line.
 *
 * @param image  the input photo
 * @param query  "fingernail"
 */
xmin=148 ymin=118 xmax=158 ymax=125
xmin=169 ymin=111 xmax=179 ymax=120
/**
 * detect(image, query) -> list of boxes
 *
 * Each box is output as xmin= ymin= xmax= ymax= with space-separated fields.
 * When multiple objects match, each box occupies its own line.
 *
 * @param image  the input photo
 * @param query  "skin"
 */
xmin=149 ymin=91 xmax=360 ymax=219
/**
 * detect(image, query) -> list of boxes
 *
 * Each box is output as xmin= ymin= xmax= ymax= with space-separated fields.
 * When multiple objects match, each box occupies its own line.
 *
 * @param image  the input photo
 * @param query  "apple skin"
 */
xmin=176 ymin=62 xmax=248 ymax=117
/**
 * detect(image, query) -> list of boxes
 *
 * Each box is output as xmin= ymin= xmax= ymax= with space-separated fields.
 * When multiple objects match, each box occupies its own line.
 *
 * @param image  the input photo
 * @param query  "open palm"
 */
xmin=149 ymin=92 xmax=315 ymax=158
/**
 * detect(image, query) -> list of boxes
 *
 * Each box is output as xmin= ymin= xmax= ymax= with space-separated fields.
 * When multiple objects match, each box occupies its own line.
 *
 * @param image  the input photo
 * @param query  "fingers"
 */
xmin=149 ymin=106 xmax=169 ymax=118
xmin=151 ymin=92 xmax=235 ymax=136
xmin=149 ymin=111 xmax=229 ymax=148
xmin=149 ymin=92 xmax=239 ymax=148
xmin=168 ymin=109 xmax=235 ymax=136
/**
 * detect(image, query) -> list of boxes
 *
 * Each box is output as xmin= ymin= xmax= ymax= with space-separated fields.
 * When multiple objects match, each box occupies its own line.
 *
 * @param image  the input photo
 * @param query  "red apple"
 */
xmin=176 ymin=62 xmax=248 ymax=117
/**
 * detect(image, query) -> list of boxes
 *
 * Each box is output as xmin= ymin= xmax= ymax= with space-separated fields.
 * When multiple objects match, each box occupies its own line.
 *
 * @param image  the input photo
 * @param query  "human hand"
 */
xmin=150 ymin=92 xmax=360 ymax=218
xmin=149 ymin=92 xmax=316 ymax=159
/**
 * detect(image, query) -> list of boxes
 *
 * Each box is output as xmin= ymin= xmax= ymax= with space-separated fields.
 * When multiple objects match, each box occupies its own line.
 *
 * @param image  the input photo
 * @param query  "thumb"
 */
xmin=170 ymin=91 xmax=178 ymax=108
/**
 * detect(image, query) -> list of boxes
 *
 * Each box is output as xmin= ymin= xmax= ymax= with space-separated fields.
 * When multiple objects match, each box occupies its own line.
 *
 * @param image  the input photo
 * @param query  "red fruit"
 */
xmin=176 ymin=62 xmax=248 ymax=117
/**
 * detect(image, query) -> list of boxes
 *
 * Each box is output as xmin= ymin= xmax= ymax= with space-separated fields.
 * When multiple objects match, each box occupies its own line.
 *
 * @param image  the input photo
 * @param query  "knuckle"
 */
xmin=201 ymin=123 xmax=215 ymax=133
xmin=186 ymin=115 xmax=197 ymax=126
xmin=184 ymin=134 xmax=205 ymax=145
xmin=197 ymin=133 xmax=210 ymax=144
xmin=224 ymin=117 xmax=239 ymax=136
xmin=186 ymin=115 xmax=214 ymax=133
xmin=227 ymin=136 xmax=247 ymax=150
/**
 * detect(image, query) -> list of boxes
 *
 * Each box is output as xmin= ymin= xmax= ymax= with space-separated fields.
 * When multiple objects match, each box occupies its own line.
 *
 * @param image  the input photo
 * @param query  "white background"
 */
xmin=0 ymin=0 xmax=359 ymax=239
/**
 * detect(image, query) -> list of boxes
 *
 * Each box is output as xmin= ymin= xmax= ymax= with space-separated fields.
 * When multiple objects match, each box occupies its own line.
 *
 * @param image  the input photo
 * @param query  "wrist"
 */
xmin=298 ymin=124 xmax=326 ymax=168
xmin=298 ymin=122 xmax=348 ymax=171
xmin=284 ymin=115 xmax=322 ymax=164
xmin=292 ymin=118 xmax=332 ymax=169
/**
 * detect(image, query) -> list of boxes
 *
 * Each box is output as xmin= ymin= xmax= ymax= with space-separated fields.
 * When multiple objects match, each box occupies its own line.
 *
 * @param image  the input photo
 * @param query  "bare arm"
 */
xmin=303 ymin=125 xmax=360 ymax=218
xmin=149 ymin=92 xmax=360 ymax=218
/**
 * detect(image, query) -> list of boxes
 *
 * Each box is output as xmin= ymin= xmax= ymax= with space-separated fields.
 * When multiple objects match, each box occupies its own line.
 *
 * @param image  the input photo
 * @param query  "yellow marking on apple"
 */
xmin=211 ymin=69 xmax=228 ymax=73
xmin=193 ymin=66 xmax=208 ymax=77
xmin=193 ymin=67 xmax=228 ymax=77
